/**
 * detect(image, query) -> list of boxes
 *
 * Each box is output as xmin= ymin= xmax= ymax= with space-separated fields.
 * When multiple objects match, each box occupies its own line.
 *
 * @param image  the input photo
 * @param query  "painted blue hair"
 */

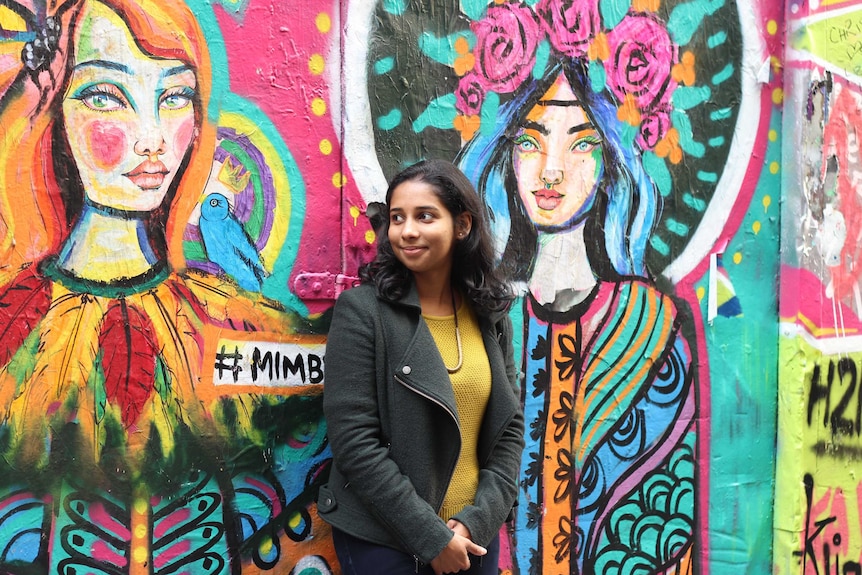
xmin=457 ymin=59 xmax=659 ymax=282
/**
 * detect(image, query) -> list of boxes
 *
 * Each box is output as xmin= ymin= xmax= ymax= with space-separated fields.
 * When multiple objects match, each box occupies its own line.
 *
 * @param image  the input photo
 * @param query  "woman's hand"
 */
xmin=429 ymin=530 xmax=486 ymax=575
xmin=446 ymin=519 xmax=472 ymax=540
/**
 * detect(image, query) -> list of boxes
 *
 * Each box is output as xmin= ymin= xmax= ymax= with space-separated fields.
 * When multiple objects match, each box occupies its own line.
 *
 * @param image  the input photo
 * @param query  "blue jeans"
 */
xmin=332 ymin=528 xmax=500 ymax=575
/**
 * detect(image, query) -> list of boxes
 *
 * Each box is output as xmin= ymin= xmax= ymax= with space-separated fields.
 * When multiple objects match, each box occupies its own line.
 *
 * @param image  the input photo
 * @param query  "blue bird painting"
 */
xmin=200 ymin=193 xmax=266 ymax=292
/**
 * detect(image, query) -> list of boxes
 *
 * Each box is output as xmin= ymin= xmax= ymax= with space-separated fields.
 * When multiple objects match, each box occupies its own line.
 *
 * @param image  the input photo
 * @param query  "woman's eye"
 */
xmin=161 ymin=89 xmax=194 ymax=110
xmin=390 ymin=214 xmax=404 ymax=224
xmin=572 ymin=136 xmax=601 ymax=153
xmin=514 ymin=134 xmax=540 ymax=153
xmin=418 ymin=212 xmax=434 ymax=221
xmin=78 ymin=86 xmax=126 ymax=111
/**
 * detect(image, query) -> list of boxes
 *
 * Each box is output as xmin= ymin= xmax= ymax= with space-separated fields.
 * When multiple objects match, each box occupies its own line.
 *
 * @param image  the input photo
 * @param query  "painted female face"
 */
xmin=62 ymin=1 xmax=197 ymax=213
xmin=512 ymin=73 xmax=603 ymax=231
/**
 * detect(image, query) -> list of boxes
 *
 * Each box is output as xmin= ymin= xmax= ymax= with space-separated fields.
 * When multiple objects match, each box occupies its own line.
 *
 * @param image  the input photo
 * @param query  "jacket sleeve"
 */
xmin=452 ymin=314 xmax=525 ymax=547
xmin=323 ymin=289 xmax=454 ymax=562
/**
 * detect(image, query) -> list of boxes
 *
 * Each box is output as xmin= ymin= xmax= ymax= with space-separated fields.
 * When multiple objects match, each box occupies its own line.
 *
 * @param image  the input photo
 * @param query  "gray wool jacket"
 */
xmin=318 ymin=282 xmax=524 ymax=564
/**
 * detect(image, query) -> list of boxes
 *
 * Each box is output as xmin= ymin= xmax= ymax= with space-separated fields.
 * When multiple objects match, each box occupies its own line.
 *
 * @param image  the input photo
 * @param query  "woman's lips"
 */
xmin=399 ymin=245 xmax=425 ymax=256
xmin=533 ymin=189 xmax=563 ymax=210
xmin=124 ymin=160 xmax=168 ymax=190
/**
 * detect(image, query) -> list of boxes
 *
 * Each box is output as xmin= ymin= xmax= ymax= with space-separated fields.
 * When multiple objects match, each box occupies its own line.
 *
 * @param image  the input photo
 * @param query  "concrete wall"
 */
xmin=776 ymin=2 xmax=862 ymax=573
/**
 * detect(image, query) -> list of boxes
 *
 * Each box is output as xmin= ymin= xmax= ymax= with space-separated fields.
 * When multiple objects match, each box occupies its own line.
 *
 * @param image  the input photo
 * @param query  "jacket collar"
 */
xmin=385 ymin=279 xmax=509 ymax=325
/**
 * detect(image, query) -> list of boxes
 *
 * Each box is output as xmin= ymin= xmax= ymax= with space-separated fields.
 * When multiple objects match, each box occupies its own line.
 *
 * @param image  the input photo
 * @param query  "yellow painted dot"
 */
xmin=332 ymin=172 xmax=346 ymax=188
xmin=259 ymin=536 xmax=274 ymax=554
xmin=134 ymin=498 xmax=148 ymax=514
xmin=134 ymin=524 xmax=147 ymax=539
xmin=733 ymin=252 xmax=742 ymax=265
xmin=350 ymin=205 xmax=360 ymax=220
xmin=365 ymin=229 xmax=376 ymax=244
xmin=288 ymin=511 xmax=302 ymax=529
xmin=311 ymin=98 xmax=327 ymax=116
xmin=763 ymin=195 xmax=772 ymax=210
xmin=133 ymin=546 xmax=147 ymax=563
xmin=319 ymin=139 xmax=332 ymax=155
xmin=696 ymin=286 xmax=705 ymax=301
xmin=770 ymin=161 xmax=780 ymax=174
xmin=316 ymin=12 xmax=331 ymax=33
xmin=767 ymin=20 xmax=778 ymax=35
xmin=309 ymin=54 xmax=325 ymax=75
xmin=772 ymin=87 xmax=784 ymax=105
xmin=769 ymin=129 xmax=778 ymax=142
xmin=752 ymin=220 xmax=761 ymax=234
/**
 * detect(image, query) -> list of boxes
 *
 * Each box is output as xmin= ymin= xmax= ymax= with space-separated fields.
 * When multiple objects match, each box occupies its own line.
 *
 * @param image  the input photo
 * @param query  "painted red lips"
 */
xmin=533 ymin=188 xmax=563 ymax=210
xmin=124 ymin=160 xmax=168 ymax=190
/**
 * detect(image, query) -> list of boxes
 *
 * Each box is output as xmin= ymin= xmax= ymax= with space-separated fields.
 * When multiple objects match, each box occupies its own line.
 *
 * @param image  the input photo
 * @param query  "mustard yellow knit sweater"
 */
xmin=423 ymin=302 xmax=491 ymax=522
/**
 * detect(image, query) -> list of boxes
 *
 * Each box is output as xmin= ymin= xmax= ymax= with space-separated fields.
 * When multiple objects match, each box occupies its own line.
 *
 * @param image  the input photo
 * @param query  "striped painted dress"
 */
xmin=513 ymin=279 xmax=698 ymax=575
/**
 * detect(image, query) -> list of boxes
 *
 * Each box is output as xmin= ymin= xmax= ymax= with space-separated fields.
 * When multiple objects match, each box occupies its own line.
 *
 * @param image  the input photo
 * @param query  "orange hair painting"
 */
xmin=0 ymin=0 xmax=216 ymax=280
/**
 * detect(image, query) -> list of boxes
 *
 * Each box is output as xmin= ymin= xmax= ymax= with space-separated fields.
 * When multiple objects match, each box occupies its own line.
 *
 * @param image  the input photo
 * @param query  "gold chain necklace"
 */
xmin=445 ymin=285 xmax=463 ymax=374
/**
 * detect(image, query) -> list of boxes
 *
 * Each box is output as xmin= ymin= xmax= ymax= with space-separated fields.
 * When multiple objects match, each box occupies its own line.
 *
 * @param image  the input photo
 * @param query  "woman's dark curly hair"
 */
xmin=360 ymin=159 xmax=513 ymax=315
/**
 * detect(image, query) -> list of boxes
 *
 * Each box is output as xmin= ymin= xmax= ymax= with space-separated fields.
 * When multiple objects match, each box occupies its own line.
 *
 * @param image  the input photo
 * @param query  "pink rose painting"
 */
xmin=472 ymin=2 xmax=541 ymax=93
xmin=456 ymin=72 xmax=486 ymax=116
xmin=537 ymin=0 xmax=600 ymax=59
xmin=638 ymin=107 xmax=673 ymax=149
xmin=605 ymin=14 xmax=678 ymax=112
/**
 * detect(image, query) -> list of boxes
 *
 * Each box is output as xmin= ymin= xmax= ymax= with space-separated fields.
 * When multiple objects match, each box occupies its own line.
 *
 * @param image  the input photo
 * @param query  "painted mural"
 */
xmin=0 ymin=0 xmax=360 ymax=572
xmin=346 ymin=0 xmax=779 ymax=574
xmin=777 ymin=0 xmax=862 ymax=573
xmin=0 ymin=0 xmax=785 ymax=573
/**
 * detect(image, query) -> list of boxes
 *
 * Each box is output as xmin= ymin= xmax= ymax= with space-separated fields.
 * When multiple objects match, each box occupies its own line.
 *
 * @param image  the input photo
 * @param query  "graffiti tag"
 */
xmin=808 ymin=358 xmax=862 ymax=437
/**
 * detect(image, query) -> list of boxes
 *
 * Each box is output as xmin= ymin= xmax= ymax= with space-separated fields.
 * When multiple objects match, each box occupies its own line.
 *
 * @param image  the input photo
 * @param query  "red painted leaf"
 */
xmin=99 ymin=300 xmax=159 ymax=428
xmin=0 ymin=267 xmax=53 ymax=366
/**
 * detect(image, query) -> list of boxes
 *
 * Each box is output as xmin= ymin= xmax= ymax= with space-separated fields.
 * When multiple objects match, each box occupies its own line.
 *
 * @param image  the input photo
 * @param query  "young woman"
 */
xmin=458 ymin=59 xmax=698 ymax=574
xmin=320 ymin=159 xmax=524 ymax=575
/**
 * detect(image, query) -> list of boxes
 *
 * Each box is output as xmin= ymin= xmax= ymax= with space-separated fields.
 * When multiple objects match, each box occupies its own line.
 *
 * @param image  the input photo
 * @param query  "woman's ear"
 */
xmin=456 ymin=213 xmax=473 ymax=239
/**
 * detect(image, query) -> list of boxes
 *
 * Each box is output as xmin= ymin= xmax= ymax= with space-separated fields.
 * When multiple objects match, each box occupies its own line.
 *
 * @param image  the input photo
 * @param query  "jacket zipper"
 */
xmin=394 ymin=373 xmax=461 ymax=513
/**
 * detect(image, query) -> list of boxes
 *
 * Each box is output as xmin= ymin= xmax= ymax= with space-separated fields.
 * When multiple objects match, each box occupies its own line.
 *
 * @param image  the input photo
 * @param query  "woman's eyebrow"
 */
xmin=73 ymin=59 xmax=131 ymax=74
xmin=162 ymin=65 xmax=193 ymax=80
xmin=518 ymin=120 xmax=595 ymax=136
xmin=568 ymin=122 xmax=595 ymax=134
xmin=390 ymin=205 xmax=441 ymax=212
xmin=71 ymin=61 xmax=192 ymax=81
xmin=520 ymin=120 xmax=548 ymax=136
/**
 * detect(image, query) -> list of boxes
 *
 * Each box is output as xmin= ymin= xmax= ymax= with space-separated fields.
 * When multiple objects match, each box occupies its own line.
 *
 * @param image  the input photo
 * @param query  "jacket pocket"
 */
xmin=317 ymin=484 xmax=337 ymax=513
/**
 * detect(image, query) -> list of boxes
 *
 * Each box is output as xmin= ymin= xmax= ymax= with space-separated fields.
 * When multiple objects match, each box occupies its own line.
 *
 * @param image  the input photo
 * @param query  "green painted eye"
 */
xmin=161 ymin=93 xmax=193 ymax=110
xmin=514 ymin=134 xmax=540 ymax=153
xmin=77 ymin=85 xmax=126 ymax=111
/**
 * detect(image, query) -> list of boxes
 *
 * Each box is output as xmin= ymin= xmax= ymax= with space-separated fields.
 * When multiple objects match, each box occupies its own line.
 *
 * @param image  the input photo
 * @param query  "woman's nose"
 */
xmin=134 ymin=123 xmax=166 ymax=158
xmin=541 ymin=150 xmax=565 ymax=186
xmin=541 ymin=168 xmax=564 ymax=187
xmin=401 ymin=218 xmax=419 ymax=237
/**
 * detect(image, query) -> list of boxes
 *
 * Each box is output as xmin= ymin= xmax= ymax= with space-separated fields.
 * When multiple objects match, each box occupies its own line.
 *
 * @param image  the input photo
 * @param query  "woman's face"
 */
xmin=388 ymin=179 xmax=469 ymax=283
xmin=512 ymin=73 xmax=603 ymax=230
xmin=62 ymin=1 xmax=197 ymax=212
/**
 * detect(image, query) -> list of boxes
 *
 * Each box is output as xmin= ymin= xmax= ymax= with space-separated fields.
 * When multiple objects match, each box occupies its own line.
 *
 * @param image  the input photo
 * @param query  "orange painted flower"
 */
xmin=617 ymin=94 xmax=641 ymax=127
xmin=455 ymin=35 xmax=470 ymax=55
xmin=587 ymin=32 xmax=609 ymax=62
xmin=454 ymin=114 xmax=481 ymax=141
xmin=454 ymin=36 xmax=475 ymax=75
xmin=672 ymin=51 xmax=696 ymax=86
xmin=655 ymin=127 xmax=683 ymax=164
xmin=632 ymin=0 xmax=660 ymax=12
xmin=454 ymin=52 xmax=475 ymax=76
